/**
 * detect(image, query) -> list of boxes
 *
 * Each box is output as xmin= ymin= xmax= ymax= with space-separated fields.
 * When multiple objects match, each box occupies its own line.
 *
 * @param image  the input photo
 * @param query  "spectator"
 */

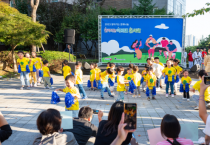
xmin=157 ymin=114 xmax=193 ymax=145
xmin=94 ymin=101 xmax=132 ymax=145
xmin=198 ymin=76 xmax=210 ymax=144
xmin=188 ymin=50 xmax=193 ymax=69
xmin=33 ymin=109 xmax=78 ymax=145
xmin=201 ymin=48 xmax=207 ymax=69
xmin=192 ymin=48 xmax=202 ymax=66
xmin=63 ymin=45 xmax=73 ymax=54
xmin=0 ymin=111 xmax=12 ymax=143
xmin=204 ymin=49 xmax=210 ymax=76
xmin=64 ymin=106 xmax=102 ymax=145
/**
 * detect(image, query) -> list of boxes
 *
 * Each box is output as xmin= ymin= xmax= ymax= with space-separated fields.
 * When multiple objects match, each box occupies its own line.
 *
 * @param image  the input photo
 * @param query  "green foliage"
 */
xmin=15 ymin=0 xmax=28 ymax=15
xmin=183 ymin=2 xmax=210 ymax=18
xmin=0 ymin=2 xmax=50 ymax=48
xmin=40 ymin=51 xmax=76 ymax=62
xmin=134 ymin=0 xmax=155 ymax=15
xmin=185 ymin=46 xmax=198 ymax=53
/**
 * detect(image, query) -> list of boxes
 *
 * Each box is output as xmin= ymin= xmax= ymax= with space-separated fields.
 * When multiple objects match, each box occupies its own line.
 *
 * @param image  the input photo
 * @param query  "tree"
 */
xmin=0 ymin=2 xmax=50 ymax=72
xmin=15 ymin=0 xmax=29 ymax=15
xmin=30 ymin=0 xmax=40 ymax=52
xmin=134 ymin=0 xmax=155 ymax=15
xmin=183 ymin=2 xmax=210 ymax=18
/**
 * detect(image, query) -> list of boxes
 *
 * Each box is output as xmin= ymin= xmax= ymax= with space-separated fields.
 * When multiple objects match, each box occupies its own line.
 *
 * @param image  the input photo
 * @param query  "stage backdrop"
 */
xmin=101 ymin=18 xmax=183 ymax=64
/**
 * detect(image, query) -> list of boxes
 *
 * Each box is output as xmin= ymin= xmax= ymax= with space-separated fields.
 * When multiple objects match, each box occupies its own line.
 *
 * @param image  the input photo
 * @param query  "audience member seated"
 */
xmin=94 ymin=101 xmax=132 ymax=145
xmin=33 ymin=109 xmax=78 ymax=145
xmin=64 ymin=106 xmax=102 ymax=145
xmin=157 ymin=114 xmax=193 ymax=145
xmin=0 ymin=111 xmax=12 ymax=144
xmin=198 ymin=76 xmax=210 ymax=144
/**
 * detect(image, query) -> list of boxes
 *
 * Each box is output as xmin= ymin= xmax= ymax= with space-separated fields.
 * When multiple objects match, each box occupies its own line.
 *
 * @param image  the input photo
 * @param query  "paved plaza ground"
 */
xmin=0 ymin=74 xmax=208 ymax=145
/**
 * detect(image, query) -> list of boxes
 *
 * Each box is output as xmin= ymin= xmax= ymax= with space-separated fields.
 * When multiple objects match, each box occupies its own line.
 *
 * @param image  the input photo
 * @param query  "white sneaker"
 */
xmin=156 ymin=88 xmax=160 ymax=91
xmin=138 ymin=95 xmax=141 ymax=98
xmin=20 ymin=87 xmax=23 ymax=90
xmin=187 ymin=99 xmax=190 ymax=101
xmin=37 ymin=83 xmax=41 ymax=86
xmin=132 ymin=95 xmax=136 ymax=98
xmin=34 ymin=84 xmax=37 ymax=87
xmin=111 ymin=93 xmax=115 ymax=96
xmin=45 ymin=86 xmax=49 ymax=89
xmin=30 ymin=84 xmax=33 ymax=87
xmin=166 ymin=94 xmax=168 ymax=98
xmin=182 ymin=98 xmax=186 ymax=100
xmin=171 ymin=94 xmax=174 ymax=98
xmin=194 ymin=106 xmax=199 ymax=110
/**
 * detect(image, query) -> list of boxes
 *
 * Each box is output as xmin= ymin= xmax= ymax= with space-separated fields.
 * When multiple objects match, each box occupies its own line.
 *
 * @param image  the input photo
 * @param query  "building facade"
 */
xmin=185 ymin=35 xmax=198 ymax=47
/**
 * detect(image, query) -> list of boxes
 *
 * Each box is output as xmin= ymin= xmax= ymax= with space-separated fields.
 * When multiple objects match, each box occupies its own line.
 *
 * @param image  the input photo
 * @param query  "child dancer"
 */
xmin=75 ymin=61 xmax=87 ymax=99
xmin=62 ymin=60 xmax=71 ymax=86
xmin=109 ymin=63 xmax=116 ymax=95
xmin=32 ymin=52 xmax=42 ymax=86
xmin=94 ymin=63 xmax=101 ymax=89
xmin=142 ymin=64 xmax=149 ymax=92
xmin=55 ymin=75 xmax=80 ymax=117
xmin=181 ymin=70 xmax=192 ymax=101
xmin=124 ymin=68 xmax=133 ymax=94
xmin=17 ymin=51 xmax=30 ymax=90
xmin=146 ymin=67 xmax=157 ymax=101
xmin=90 ymin=63 xmax=96 ymax=90
xmin=173 ymin=59 xmax=183 ymax=95
xmin=129 ymin=63 xmax=134 ymax=74
xmin=25 ymin=52 xmax=37 ymax=87
xmin=42 ymin=60 xmax=53 ymax=89
xmin=106 ymin=62 xmax=111 ymax=69
xmin=116 ymin=66 xmax=125 ymax=101
xmin=100 ymin=68 xmax=114 ymax=100
xmin=191 ymin=70 xmax=210 ymax=110
xmin=132 ymin=66 xmax=141 ymax=98
xmin=162 ymin=60 xmax=176 ymax=98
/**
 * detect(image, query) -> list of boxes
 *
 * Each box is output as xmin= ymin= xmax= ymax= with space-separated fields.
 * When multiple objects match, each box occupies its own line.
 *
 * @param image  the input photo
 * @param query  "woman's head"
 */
xmin=102 ymin=101 xmax=124 ymax=136
xmin=161 ymin=114 xmax=180 ymax=139
xmin=37 ymin=109 xmax=61 ymax=135
xmin=198 ymin=70 xmax=208 ymax=79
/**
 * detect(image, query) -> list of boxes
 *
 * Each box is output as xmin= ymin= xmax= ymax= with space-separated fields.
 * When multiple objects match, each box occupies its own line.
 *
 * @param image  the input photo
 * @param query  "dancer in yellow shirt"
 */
xmin=146 ymin=67 xmax=157 ymax=101
xmin=116 ymin=66 xmax=125 ymax=101
xmin=90 ymin=63 xmax=96 ymax=90
xmin=132 ymin=66 xmax=141 ymax=98
xmin=181 ymin=70 xmax=192 ymax=101
xmin=124 ymin=68 xmax=133 ymax=94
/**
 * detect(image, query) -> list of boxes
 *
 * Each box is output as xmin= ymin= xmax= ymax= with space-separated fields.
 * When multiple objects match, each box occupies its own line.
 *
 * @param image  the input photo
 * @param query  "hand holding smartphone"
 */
xmin=124 ymin=103 xmax=137 ymax=130
xmin=204 ymin=76 xmax=210 ymax=85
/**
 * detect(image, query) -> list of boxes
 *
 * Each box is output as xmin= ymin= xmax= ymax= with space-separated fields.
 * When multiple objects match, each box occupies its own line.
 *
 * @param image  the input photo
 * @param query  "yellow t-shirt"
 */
xmin=63 ymin=65 xmax=71 ymax=80
xmin=35 ymin=57 xmax=42 ymax=69
xmin=124 ymin=74 xmax=133 ymax=86
xmin=75 ymin=69 xmax=83 ymax=84
xmin=162 ymin=67 xmax=176 ymax=82
xmin=29 ymin=58 xmax=36 ymax=72
xmin=90 ymin=69 xmax=95 ymax=82
xmin=159 ymin=62 xmax=164 ymax=67
xmin=17 ymin=57 xmax=29 ymax=72
xmin=42 ymin=66 xmax=50 ymax=77
xmin=146 ymin=74 xmax=157 ymax=90
xmin=142 ymin=70 xmax=147 ymax=82
xmin=193 ymin=80 xmax=210 ymax=102
xmin=63 ymin=87 xmax=80 ymax=110
xmin=106 ymin=67 xmax=110 ymax=69
xmin=174 ymin=65 xmax=183 ymax=75
xmin=117 ymin=75 xmax=125 ymax=91
xmin=133 ymin=72 xmax=141 ymax=86
xmin=95 ymin=68 xmax=101 ymax=80
xmin=181 ymin=76 xmax=192 ymax=88
xmin=100 ymin=71 xmax=109 ymax=84
xmin=109 ymin=72 xmax=115 ymax=82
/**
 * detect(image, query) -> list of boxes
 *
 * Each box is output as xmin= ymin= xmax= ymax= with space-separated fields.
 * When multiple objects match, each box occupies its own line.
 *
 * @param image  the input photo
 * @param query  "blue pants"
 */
xmin=20 ymin=71 xmax=30 ymax=86
xmin=116 ymin=91 xmax=124 ymax=101
xmin=166 ymin=82 xmax=174 ymax=94
xmin=101 ymin=83 xmax=111 ymax=98
xmin=77 ymin=84 xmax=87 ymax=97
xmin=148 ymin=89 xmax=155 ymax=98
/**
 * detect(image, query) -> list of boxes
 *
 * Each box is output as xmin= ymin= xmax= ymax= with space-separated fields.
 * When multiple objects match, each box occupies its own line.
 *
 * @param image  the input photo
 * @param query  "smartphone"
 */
xmin=204 ymin=76 xmax=210 ymax=85
xmin=124 ymin=103 xmax=137 ymax=130
xmin=93 ymin=109 xmax=99 ymax=114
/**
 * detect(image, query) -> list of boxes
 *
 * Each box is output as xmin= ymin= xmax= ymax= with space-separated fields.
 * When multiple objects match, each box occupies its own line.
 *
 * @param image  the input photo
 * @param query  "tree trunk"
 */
xmin=12 ymin=45 xmax=18 ymax=72
xmin=31 ymin=0 xmax=40 ymax=52
xmin=41 ymin=43 xmax=45 ymax=52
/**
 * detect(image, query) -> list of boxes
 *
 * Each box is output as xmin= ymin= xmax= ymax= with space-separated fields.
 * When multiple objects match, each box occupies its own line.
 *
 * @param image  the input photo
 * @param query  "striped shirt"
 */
xmin=156 ymin=138 xmax=193 ymax=145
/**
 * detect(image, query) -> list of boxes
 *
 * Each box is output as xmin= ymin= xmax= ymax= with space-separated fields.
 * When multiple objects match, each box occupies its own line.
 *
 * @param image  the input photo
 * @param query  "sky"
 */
xmin=186 ymin=0 xmax=210 ymax=40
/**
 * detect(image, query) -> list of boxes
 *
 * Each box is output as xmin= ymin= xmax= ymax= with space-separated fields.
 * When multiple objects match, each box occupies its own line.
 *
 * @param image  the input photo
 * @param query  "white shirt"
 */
xmin=204 ymin=115 xmax=210 ymax=136
xmin=192 ymin=51 xmax=201 ymax=60
xmin=152 ymin=63 xmax=164 ymax=78
xmin=184 ymin=52 xmax=187 ymax=59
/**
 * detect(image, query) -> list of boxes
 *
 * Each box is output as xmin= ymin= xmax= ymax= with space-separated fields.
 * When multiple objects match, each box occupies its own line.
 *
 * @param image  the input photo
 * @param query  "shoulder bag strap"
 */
xmin=166 ymin=139 xmax=173 ymax=145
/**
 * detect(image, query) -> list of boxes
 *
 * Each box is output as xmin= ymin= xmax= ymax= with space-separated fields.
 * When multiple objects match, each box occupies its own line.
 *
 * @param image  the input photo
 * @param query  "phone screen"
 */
xmin=204 ymin=76 xmax=210 ymax=85
xmin=93 ymin=109 xmax=99 ymax=114
xmin=124 ymin=103 xmax=137 ymax=130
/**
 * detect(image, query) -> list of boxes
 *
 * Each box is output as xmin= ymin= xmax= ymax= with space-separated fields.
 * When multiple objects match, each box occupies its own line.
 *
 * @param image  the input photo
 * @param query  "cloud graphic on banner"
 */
xmin=101 ymin=40 xmax=133 ymax=56
xmin=155 ymin=23 xmax=169 ymax=29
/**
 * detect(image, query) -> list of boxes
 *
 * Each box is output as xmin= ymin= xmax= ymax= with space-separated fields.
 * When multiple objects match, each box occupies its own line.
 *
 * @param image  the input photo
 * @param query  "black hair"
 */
xmin=107 ymin=68 xmax=114 ymax=75
xmin=43 ymin=60 xmax=48 ymax=65
xmin=78 ymin=106 xmax=93 ymax=119
xmin=75 ymin=61 xmax=82 ymax=66
xmin=133 ymin=65 xmax=138 ymax=72
xmin=116 ymin=66 xmax=124 ymax=73
xmin=65 ymin=75 xmax=75 ymax=82
xmin=170 ymin=41 xmax=172 ymax=43
xmin=173 ymin=59 xmax=180 ymax=64
xmin=107 ymin=62 xmax=111 ymax=67
xmin=198 ymin=70 xmax=208 ymax=78
xmin=37 ymin=109 xmax=61 ymax=135
xmin=63 ymin=60 xmax=68 ymax=65
xmin=129 ymin=64 xmax=134 ymax=69
xmin=110 ymin=63 xmax=115 ymax=67
xmin=162 ymin=37 xmax=165 ymax=40
xmin=145 ymin=64 xmax=149 ymax=68
xmin=154 ymin=57 xmax=159 ymax=60
xmin=147 ymin=67 xmax=153 ymax=71
xmin=102 ymin=101 xmax=124 ymax=136
xmin=37 ymin=55 xmax=42 ymax=58
xmin=17 ymin=51 xmax=24 ymax=54
xmin=189 ymin=50 xmax=191 ymax=52
xmin=183 ymin=70 xmax=188 ymax=73
xmin=90 ymin=63 xmax=95 ymax=68
xmin=146 ymin=58 xmax=151 ymax=61
xmin=127 ymin=68 xmax=132 ymax=71
xmin=161 ymin=114 xmax=181 ymax=145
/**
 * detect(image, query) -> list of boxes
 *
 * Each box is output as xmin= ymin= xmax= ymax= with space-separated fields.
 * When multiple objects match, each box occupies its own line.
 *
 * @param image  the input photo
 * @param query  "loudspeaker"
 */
xmin=84 ymin=62 xmax=90 ymax=69
xmin=64 ymin=29 xmax=75 ymax=44
xmin=190 ymin=64 xmax=200 ymax=72
xmin=68 ymin=62 xmax=76 ymax=74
